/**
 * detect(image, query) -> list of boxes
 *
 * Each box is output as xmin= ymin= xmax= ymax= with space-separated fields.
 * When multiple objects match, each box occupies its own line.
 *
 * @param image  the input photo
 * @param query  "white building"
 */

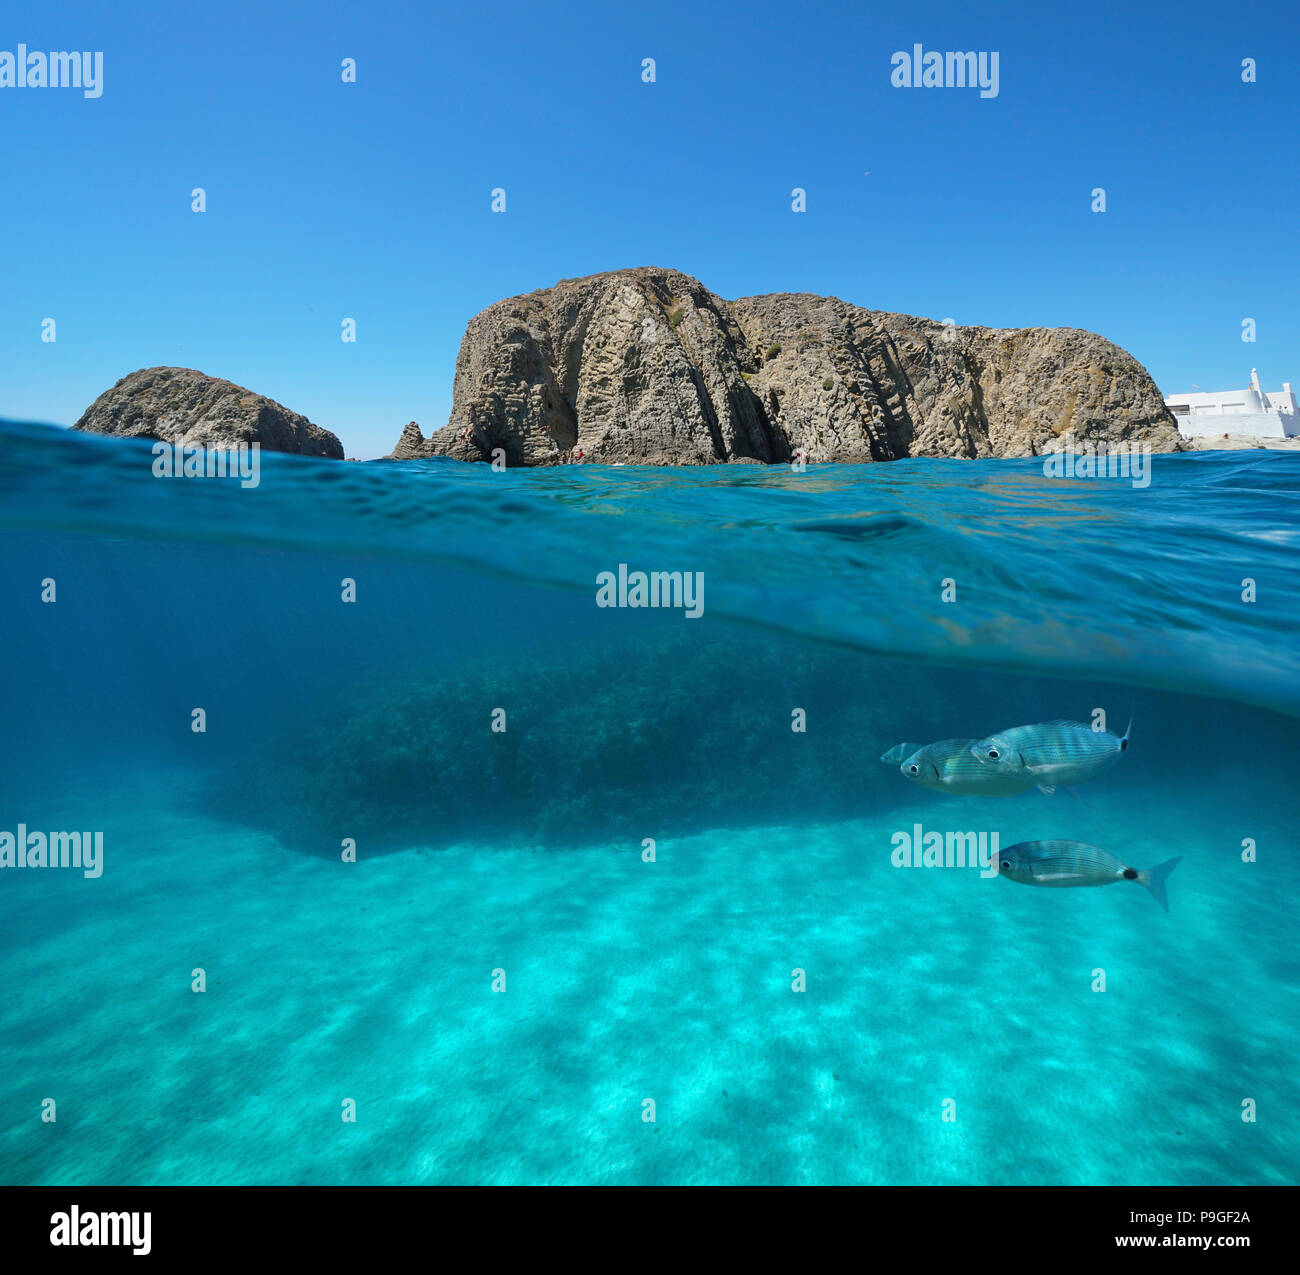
xmin=1165 ymin=369 xmax=1299 ymax=438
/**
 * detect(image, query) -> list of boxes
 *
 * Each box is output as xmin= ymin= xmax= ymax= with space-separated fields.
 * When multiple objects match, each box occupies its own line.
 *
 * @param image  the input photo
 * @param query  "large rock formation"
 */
xmin=392 ymin=267 xmax=1183 ymax=465
xmin=209 ymin=634 xmax=1001 ymax=855
xmin=74 ymin=367 xmax=344 ymax=458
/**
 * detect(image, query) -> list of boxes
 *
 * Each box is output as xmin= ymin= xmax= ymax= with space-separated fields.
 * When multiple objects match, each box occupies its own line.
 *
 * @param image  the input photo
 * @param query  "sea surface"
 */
xmin=1 ymin=419 xmax=1297 ymax=1186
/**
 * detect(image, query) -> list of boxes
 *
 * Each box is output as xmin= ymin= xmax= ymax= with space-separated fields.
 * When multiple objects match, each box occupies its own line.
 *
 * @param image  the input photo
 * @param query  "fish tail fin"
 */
xmin=1120 ymin=704 xmax=1134 ymax=752
xmin=1137 ymin=856 xmax=1182 ymax=912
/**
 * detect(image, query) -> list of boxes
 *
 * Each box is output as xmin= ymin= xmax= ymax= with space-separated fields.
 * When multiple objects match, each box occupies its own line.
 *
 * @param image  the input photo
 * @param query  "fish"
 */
xmin=969 ymin=713 xmax=1131 ymax=789
xmin=899 ymin=739 xmax=1038 ymax=796
xmin=880 ymin=741 xmax=924 ymax=764
xmin=995 ymin=840 xmax=1182 ymax=911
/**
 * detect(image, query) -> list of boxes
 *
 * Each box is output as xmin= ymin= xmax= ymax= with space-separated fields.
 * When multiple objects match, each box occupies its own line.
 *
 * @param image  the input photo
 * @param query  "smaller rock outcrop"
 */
xmin=388 ymin=421 xmax=429 ymax=460
xmin=73 ymin=367 xmax=344 ymax=458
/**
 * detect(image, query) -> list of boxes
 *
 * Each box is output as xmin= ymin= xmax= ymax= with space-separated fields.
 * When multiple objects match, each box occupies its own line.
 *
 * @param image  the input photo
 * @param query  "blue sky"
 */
xmin=1 ymin=0 xmax=1296 ymax=457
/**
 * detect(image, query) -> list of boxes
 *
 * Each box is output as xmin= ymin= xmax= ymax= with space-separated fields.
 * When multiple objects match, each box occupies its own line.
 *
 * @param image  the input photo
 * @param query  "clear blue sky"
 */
xmin=2 ymin=0 xmax=1296 ymax=457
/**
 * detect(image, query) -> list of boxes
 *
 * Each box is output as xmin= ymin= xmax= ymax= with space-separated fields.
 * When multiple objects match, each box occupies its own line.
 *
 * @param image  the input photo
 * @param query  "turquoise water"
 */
xmin=1 ymin=420 xmax=1297 ymax=1185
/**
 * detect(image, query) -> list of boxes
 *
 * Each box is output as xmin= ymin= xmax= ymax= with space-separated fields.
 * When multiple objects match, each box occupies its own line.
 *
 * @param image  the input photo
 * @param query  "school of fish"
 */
xmin=881 ymin=712 xmax=1182 ymax=911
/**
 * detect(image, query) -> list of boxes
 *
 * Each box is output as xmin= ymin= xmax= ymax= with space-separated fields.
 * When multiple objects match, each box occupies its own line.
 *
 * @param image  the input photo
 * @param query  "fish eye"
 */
xmin=908 ymin=765 xmax=919 ymax=775
xmin=1000 ymin=860 xmax=1011 ymax=870
xmin=987 ymin=748 xmax=1000 ymax=760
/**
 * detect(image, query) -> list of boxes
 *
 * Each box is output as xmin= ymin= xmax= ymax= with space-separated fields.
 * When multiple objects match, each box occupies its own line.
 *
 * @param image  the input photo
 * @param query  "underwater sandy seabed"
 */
xmin=0 ymin=767 xmax=1293 ymax=1187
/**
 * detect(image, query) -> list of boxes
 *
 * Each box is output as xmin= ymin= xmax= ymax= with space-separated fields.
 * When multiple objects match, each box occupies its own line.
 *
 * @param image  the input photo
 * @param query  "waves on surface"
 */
xmin=3 ymin=420 xmax=1299 ymax=713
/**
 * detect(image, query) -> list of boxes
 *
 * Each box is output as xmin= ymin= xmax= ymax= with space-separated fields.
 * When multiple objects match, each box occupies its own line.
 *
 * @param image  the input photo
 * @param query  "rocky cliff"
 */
xmin=392 ymin=267 xmax=1182 ymax=465
xmin=74 ymin=367 xmax=344 ymax=458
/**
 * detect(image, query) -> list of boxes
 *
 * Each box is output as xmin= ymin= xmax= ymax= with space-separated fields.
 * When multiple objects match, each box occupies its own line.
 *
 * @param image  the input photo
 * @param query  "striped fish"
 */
xmin=968 ymin=714 xmax=1131 ymax=790
xmin=995 ymin=840 xmax=1182 ymax=911
xmin=899 ymin=739 xmax=1038 ymax=796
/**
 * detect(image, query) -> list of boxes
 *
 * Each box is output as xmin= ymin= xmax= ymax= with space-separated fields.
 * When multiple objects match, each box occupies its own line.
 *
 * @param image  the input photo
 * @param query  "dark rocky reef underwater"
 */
xmin=207 ymin=639 xmax=891 ymax=855
xmin=202 ymin=634 xmax=1133 ymax=858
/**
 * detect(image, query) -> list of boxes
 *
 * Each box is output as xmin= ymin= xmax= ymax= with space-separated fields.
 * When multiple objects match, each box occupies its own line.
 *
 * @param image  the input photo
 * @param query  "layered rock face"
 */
xmin=731 ymin=294 xmax=1184 ymax=462
xmin=396 ymin=268 xmax=771 ymax=466
xmin=74 ymin=367 xmax=344 ymax=458
xmin=393 ymin=267 xmax=1182 ymax=464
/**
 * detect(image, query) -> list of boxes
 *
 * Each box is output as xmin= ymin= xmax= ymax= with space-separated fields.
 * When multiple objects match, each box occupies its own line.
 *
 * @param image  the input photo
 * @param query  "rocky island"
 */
xmin=72 ymin=366 xmax=344 ymax=458
xmin=70 ymin=268 xmax=1184 ymax=464
xmin=390 ymin=267 xmax=1183 ymax=465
